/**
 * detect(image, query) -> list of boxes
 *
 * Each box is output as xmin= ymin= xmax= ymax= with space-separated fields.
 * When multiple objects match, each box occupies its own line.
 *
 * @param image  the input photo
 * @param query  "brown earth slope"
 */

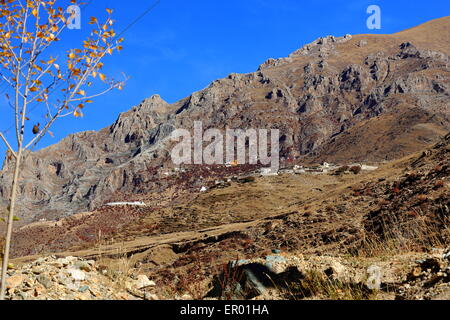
xmin=9 ymin=132 xmax=449 ymax=261
xmin=8 ymin=132 xmax=449 ymax=301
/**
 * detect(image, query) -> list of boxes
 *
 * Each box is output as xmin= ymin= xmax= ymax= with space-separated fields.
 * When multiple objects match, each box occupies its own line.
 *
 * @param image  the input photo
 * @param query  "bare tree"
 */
xmin=0 ymin=0 xmax=125 ymax=299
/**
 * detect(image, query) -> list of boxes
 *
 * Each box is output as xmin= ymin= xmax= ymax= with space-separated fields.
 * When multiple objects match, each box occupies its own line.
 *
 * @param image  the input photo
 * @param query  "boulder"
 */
xmin=6 ymin=274 xmax=25 ymax=290
xmin=135 ymin=275 xmax=156 ymax=289
xmin=67 ymin=269 xmax=86 ymax=281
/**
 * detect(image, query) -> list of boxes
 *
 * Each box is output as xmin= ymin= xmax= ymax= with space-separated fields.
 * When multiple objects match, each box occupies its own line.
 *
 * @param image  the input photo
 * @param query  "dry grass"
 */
xmin=158 ymin=266 xmax=210 ymax=300
xmin=354 ymin=208 xmax=450 ymax=258
xmin=94 ymin=233 xmax=137 ymax=292
xmin=215 ymin=262 xmax=245 ymax=300
xmin=283 ymin=270 xmax=378 ymax=300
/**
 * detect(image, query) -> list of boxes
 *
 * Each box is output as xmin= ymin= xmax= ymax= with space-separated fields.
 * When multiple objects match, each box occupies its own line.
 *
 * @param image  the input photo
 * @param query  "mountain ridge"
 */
xmin=0 ymin=16 xmax=449 ymax=222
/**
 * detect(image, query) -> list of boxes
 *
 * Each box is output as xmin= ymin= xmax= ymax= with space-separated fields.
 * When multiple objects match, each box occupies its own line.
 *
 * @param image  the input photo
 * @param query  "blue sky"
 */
xmin=0 ymin=0 xmax=449 ymax=158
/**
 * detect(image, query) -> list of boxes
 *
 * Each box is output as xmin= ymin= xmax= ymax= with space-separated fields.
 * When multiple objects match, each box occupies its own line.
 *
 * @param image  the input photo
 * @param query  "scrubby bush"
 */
xmin=349 ymin=166 xmax=362 ymax=175
xmin=334 ymin=166 xmax=350 ymax=175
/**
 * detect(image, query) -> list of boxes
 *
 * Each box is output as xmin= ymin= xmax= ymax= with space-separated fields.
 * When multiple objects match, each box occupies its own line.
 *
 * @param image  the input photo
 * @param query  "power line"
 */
xmin=117 ymin=0 xmax=161 ymax=38
xmin=26 ymin=0 xmax=161 ymax=115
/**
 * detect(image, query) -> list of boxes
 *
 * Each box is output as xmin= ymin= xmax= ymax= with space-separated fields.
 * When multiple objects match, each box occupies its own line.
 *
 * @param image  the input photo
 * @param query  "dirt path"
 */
xmin=12 ymin=211 xmax=293 ymax=265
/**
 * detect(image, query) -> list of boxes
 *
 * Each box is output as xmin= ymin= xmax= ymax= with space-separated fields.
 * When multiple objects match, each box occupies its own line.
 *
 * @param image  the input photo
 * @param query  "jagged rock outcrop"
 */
xmin=0 ymin=16 xmax=449 ymax=222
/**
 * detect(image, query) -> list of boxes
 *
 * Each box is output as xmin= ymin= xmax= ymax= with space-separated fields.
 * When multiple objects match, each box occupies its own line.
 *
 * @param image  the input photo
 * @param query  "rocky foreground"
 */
xmin=222 ymin=249 xmax=450 ymax=300
xmin=3 ymin=256 xmax=157 ymax=300
xmin=3 ymin=248 xmax=450 ymax=300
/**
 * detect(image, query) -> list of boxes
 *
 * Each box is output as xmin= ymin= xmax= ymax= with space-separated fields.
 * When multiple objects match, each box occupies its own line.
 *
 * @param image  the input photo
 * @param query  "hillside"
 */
xmin=5 ymin=131 xmax=448 ymax=300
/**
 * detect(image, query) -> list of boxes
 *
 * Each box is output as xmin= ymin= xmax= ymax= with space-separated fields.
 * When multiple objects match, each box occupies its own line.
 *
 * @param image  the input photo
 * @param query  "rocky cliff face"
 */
xmin=0 ymin=17 xmax=449 ymax=222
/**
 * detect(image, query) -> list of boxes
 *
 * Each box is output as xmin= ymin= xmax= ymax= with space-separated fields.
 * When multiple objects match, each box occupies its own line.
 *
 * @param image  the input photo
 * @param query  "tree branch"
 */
xmin=0 ymin=132 xmax=16 ymax=158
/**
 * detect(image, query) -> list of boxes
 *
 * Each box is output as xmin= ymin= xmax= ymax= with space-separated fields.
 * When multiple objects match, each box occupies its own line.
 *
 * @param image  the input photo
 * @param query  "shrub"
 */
xmin=349 ymin=166 xmax=362 ymax=175
xmin=334 ymin=166 xmax=350 ymax=175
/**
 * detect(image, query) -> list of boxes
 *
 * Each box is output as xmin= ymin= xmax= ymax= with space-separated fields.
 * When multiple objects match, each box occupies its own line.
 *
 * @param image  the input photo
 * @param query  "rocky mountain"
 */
xmin=0 ymin=16 xmax=449 ymax=223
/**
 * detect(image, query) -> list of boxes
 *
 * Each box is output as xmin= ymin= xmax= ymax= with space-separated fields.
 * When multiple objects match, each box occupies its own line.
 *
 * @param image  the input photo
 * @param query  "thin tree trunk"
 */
xmin=0 ymin=148 xmax=23 ymax=300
